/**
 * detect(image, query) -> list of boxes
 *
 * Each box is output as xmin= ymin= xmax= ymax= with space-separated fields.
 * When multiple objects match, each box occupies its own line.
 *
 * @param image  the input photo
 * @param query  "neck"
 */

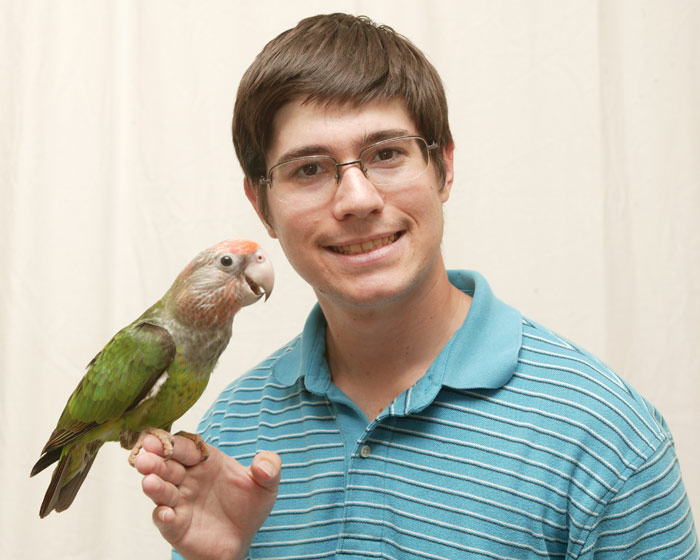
xmin=320 ymin=265 xmax=471 ymax=421
xmin=173 ymin=284 xmax=240 ymax=330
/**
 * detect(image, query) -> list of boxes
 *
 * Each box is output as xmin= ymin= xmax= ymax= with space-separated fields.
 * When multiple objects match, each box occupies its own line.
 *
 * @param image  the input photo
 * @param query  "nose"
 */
xmin=331 ymin=164 xmax=385 ymax=220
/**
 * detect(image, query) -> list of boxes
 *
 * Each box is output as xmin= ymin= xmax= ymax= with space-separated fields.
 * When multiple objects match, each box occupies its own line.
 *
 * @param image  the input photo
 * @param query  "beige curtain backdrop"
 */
xmin=1 ymin=1 xmax=698 ymax=558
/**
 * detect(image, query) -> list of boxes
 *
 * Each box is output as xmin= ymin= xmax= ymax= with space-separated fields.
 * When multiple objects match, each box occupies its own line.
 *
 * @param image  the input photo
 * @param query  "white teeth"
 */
xmin=331 ymin=234 xmax=398 ymax=255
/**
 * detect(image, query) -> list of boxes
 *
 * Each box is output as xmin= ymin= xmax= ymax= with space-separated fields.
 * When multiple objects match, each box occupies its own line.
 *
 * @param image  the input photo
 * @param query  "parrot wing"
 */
xmin=37 ymin=321 xmax=176 ymax=460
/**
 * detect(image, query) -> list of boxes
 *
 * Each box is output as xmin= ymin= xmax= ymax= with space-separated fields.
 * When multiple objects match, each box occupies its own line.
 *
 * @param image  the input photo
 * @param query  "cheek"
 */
xmin=275 ymin=225 xmax=325 ymax=287
xmin=268 ymin=204 xmax=321 ymax=259
xmin=396 ymin=183 xmax=446 ymax=223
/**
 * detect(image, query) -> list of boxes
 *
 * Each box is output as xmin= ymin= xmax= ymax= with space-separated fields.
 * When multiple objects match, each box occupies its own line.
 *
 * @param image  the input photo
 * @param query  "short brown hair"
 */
xmin=232 ymin=13 xmax=452 ymax=219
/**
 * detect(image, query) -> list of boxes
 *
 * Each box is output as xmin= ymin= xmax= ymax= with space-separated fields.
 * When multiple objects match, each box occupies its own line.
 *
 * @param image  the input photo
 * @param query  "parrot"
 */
xmin=30 ymin=239 xmax=273 ymax=518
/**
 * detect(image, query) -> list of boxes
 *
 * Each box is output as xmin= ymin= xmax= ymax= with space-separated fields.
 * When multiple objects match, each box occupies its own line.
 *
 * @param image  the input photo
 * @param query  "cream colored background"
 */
xmin=1 ymin=1 xmax=698 ymax=558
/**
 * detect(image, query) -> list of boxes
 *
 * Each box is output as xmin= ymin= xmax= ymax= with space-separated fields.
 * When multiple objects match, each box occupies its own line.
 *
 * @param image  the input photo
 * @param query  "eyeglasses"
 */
xmin=260 ymin=135 xmax=438 ymax=206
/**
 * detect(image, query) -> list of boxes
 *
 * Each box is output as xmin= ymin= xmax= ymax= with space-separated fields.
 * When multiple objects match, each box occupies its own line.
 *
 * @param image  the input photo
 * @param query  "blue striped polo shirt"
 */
xmin=182 ymin=270 xmax=698 ymax=559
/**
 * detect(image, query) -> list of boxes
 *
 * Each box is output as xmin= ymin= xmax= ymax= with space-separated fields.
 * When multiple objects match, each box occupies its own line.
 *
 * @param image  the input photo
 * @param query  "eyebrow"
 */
xmin=272 ymin=128 xmax=414 ymax=167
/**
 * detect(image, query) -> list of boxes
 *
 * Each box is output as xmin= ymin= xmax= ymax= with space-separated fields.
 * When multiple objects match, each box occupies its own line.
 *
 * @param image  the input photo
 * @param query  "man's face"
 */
xmin=249 ymin=98 xmax=454 ymax=311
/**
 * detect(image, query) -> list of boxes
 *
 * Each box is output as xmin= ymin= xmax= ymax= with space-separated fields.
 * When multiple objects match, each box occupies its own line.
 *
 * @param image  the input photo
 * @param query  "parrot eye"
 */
xmin=219 ymin=254 xmax=234 ymax=268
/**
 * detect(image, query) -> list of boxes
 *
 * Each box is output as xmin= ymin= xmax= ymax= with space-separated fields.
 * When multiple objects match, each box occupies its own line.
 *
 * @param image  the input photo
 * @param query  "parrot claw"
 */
xmin=174 ymin=430 xmax=209 ymax=462
xmin=127 ymin=428 xmax=174 ymax=466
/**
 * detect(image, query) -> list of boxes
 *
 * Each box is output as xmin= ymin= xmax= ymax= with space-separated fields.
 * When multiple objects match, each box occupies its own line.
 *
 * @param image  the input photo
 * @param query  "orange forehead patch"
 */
xmin=213 ymin=239 xmax=259 ymax=254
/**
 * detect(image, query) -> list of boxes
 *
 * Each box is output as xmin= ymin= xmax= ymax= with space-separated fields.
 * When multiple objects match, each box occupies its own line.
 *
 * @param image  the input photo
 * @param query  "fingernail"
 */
xmin=259 ymin=460 xmax=275 ymax=478
xmin=159 ymin=509 xmax=169 ymax=523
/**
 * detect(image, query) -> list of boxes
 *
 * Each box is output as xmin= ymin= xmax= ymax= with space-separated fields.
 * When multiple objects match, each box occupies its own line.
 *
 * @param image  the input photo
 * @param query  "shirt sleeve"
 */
xmin=574 ymin=439 xmax=699 ymax=559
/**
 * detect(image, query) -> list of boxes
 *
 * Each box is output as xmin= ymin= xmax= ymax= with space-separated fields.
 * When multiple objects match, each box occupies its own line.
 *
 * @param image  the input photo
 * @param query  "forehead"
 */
xmin=267 ymin=98 xmax=417 ymax=164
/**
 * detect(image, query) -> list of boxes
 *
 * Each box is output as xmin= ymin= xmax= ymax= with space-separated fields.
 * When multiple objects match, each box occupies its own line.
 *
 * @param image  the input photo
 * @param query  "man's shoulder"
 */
xmin=510 ymin=316 xmax=671 ymax=460
xmin=507 ymin=317 xmax=697 ymax=559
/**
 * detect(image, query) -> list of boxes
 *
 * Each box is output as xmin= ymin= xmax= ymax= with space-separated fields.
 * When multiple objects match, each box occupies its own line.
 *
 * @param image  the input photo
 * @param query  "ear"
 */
xmin=244 ymin=178 xmax=277 ymax=239
xmin=439 ymin=142 xmax=455 ymax=203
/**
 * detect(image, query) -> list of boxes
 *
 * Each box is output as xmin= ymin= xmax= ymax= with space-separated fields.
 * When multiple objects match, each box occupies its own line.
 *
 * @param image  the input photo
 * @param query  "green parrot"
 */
xmin=30 ymin=239 xmax=273 ymax=518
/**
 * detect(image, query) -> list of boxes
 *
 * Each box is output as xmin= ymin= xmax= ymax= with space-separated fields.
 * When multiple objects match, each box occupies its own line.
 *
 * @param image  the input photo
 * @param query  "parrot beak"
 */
xmin=241 ymin=247 xmax=274 ymax=306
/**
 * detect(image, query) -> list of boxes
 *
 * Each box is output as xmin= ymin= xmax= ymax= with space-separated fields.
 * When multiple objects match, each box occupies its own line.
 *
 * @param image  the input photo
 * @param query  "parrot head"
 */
xmin=171 ymin=239 xmax=274 ymax=329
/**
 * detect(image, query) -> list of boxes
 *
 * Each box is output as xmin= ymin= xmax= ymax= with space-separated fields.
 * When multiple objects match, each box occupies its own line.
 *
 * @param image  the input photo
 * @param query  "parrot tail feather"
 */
xmin=53 ymin=449 xmax=100 ymax=514
xmin=39 ymin=441 xmax=103 ymax=518
xmin=30 ymin=448 xmax=62 ymax=477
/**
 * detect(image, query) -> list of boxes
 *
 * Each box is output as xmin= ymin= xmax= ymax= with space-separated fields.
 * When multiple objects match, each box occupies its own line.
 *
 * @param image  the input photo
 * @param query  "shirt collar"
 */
xmin=270 ymin=270 xmax=522 ymax=392
xmin=436 ymin=270 xmax=522 ymax=389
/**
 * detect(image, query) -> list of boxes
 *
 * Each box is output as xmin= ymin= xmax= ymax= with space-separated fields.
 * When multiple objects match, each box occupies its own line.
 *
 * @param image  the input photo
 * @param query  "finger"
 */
xmin=141 ymin=434 xmax=168 ymax=456
xmin=250 ymin=450 xmax=282 ymax=490
xmin=140 ymin=433 xmax=209 ymax=468
xmin=153 ymin=505 xmax=176 ymax=525
xmin=134 ymin=449 xmax=187 ymax=485
xmin=152 ymin=505 xmax=184 ymax=545
xmin=170 ymin=434 xmax=212 ymax=467
xmin=142 ymin=473 xmax=180 ymax=508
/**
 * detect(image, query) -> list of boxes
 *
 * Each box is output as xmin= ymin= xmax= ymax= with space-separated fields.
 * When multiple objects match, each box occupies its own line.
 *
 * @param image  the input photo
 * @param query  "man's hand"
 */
xmin=135 ymin=434 xmax=281 ymax=560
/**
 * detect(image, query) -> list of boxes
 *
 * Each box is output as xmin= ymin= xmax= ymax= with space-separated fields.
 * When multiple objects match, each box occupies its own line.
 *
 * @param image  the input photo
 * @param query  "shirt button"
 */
xmin=359 ymin=444 xmax=372 ymax=458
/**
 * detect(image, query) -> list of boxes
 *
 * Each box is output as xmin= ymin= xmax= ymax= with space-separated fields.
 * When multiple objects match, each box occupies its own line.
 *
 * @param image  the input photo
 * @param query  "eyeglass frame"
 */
xmin=259 ymin=135 xmax=439 ymax=195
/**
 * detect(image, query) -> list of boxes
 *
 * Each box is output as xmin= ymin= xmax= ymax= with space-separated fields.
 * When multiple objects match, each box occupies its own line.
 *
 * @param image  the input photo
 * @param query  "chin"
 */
xmin=317 ymin=279 xmax=412 ymax=310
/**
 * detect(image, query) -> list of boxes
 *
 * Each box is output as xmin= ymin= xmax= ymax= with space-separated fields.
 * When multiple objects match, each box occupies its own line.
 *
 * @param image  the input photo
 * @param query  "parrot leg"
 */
xmin=174 ymin=430 xmax=209 ymax=462
xmin=127 ymin=427 xmax=174 ymax=466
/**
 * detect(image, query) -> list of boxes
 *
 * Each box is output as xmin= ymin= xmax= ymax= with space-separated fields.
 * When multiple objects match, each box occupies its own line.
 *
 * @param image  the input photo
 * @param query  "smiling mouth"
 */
xmin=328 ymin=233 xmax=401 ymax=255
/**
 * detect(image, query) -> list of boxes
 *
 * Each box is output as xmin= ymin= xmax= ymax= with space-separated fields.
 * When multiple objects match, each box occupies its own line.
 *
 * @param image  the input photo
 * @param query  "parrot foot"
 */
xmin=127 ymin=428 xmax=174 ymax=467
xmin=174 ymin=430 xmax=209 ymax=462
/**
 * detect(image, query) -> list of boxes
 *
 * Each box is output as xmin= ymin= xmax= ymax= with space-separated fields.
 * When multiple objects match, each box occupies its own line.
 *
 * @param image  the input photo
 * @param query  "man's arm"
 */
xmin=136 ymin=434 xmax=281 ymax=560
xmin=574 ymin=440 xmax=698 ymax=558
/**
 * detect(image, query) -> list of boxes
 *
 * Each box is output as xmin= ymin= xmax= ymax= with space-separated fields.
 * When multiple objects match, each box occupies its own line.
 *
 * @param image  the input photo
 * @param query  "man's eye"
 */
xmin=287 ymin=160 xmax=332 ymax=182
xmin=299 ymin=163 xmax=322 ymax=176
xmin=368 ymin=146 xmax=405 ymax=166
xmin=375 ymin=148 xmax=398 ymax=161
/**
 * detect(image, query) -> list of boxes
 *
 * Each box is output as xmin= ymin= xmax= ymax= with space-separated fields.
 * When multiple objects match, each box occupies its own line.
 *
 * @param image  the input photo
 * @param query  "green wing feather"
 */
xmin=39 ymin=321 xmax=176 ymax=456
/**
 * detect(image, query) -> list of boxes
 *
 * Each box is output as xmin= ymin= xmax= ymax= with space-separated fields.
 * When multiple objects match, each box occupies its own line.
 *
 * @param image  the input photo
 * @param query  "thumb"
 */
xmin=249 ymin=451 xmax=281 ymax=490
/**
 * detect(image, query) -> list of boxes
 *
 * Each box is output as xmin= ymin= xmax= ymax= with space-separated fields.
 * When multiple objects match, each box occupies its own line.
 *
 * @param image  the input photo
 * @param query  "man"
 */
xmin=136 ymin=13 xmax=698 ymax=560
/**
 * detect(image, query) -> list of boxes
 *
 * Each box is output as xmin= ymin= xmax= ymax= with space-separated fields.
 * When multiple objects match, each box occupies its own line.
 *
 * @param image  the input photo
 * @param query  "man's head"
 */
xmin=232 ymin=13 xmax=452 ymax=222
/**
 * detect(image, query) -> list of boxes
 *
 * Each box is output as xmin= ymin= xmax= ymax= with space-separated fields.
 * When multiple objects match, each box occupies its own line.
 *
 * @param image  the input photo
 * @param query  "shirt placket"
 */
xmin=336 ymin=414 xmax=390 ymax=558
